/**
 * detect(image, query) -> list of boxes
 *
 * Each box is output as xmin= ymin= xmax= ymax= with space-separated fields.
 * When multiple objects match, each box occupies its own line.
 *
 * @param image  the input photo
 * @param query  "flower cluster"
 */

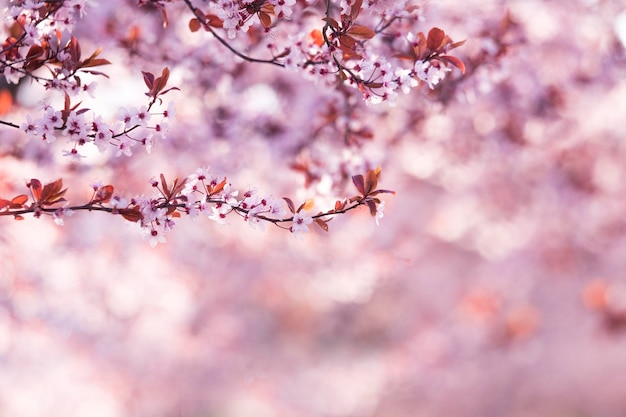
xmin=16 ymin=66 xmax=176 ymax=160
xmin=2 ymin=1 xmax=106 ymax=93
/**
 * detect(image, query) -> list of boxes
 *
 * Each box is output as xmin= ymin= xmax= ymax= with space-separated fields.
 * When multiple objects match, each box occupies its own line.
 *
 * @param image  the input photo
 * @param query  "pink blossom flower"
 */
xmin=290 ymin=211 xmax=313 ymax=236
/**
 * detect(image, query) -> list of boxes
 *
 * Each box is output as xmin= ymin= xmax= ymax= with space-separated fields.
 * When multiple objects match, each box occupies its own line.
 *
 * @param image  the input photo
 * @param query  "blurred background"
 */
xmin=2 ymin=0 xmax=626 ymax=416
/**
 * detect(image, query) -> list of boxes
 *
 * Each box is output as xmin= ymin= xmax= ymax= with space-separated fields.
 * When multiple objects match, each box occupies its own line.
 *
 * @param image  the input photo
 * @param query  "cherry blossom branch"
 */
xmin=183 ymin=0 xmax=285 ymax=67
xmin=0 ymin=167 xmax=394 ymax=246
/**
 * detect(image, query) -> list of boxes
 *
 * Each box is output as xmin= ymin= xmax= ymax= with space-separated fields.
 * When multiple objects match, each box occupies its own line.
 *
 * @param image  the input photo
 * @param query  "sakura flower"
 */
xmin=141 ymin=227 xmax=166 ymax=248
xmin=62 ymin=148 xmax=86 ymax=162
xmin=221 ymin=184 xmax=239 ymax=206
xmin=114 ymin=136 xmax=134 ymax=157
xmin=64 ymin=111 xmax=88 ymax=139
xmin=43 ymin=107 xmax=64 ymax=129
xmin=81 ymin=82 xmax=97 ymax=98
xmin=135 ymin=105 xmax=151 ymax=127
xmin=20 ymin=114 xmax=41 ymax=140
xmin=163 ymin=102 xmax=176 ymax=121
xmin=415 ymin=60 xmax=451 ymax=89
xmin=271 ymin=0 xmax=296 ymax=18
xmin=208 ymin=206 xmax=229 ymax=225
xmin=118 ymin=107 xmax=140 ymax=129
xmin=110 ymin=195 xmax=128 ymax=208
xmin=291 ymin=211 xmax=313 ymax=236
xmin=52 ymin=206 xmax=74 ymax=226
xmin=395 ymin=68 xmax=418 ymax=94
xmin=3 ymin=63 xmax=25 ymax=85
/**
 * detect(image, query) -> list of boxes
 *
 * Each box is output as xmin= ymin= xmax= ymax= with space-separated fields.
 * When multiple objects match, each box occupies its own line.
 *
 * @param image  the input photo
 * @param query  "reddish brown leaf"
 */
xmin=322 ymin=17 xmax=340 ymax=31
xmin=142 ymin=71 xmax=154 ymax=90
xmin=40 ymin=179 xmax=67 ymax=206
xmin=427 ymin=27 xmax=446 ymax=52
xmin=334 ymin=199 xmax=347 ymax=211
xmin=413 ymin=32 xmax=428 ymax=59
xmin=189 ymin=18 xmax=202 ymax=32
xmin=370 ymin=189 xmax=396 ymax=196
xmin=259 ymin=12 xmax=272 ymax=29
xmin=94 ymin=185 xmax=114 ymax=203
xmin=171 ymin=177 xmax=188 ymax=198
xmin=66 ymin=36 xmax=81 ymax=64
xmin=440 ymin=55 xmax=465 ymax=74
xmin=118 ymin=206 xmax=143 ymax=222
xmin=283 ymin=197 xmax=295 ymax=214
xmin=365 ymin=200 xmax=377 ymax=216
xmin=315 ymin=218 xmax=329 ymax=232
xmin=80 ymin=58 xmax=112 ymax=68
xmin=364 ymin=167 xmax=380 ymax=195
xmin=206 ymin=14 xmax=223 ymax=28
xmin=350 ymin=0 xmax=363 ymax=20
xmin=29 ymin=179 xmax=42 ymax=201
xmin=0 ymin=199 xmax=10 ymax=210
xmin=26 ymin=44 xmax=45 ymax=60
xmin=339 ymin=34 xmax=357 ymax=49
xmin=352 ymin=174 xmax=365 ymax=195
xmin=152 ymin=67 xmax=170 ymax=96
xmin=11 ymin=194 xmax=28 ymax=206
xmin=348 ymin=25 xmax=375 ymax=39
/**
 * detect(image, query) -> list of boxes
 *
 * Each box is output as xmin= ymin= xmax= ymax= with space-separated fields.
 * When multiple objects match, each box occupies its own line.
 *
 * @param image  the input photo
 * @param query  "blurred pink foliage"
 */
xmin=2 ymin=0 xmax=626 ymax=416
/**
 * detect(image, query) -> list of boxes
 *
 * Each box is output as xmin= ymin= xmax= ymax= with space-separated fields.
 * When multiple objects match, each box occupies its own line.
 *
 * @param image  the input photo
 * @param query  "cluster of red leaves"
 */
xmin=324 ymin=0 xmax=376 ymax=60
xmin=2 ymin=28 xmax=111 ymax=82
xmin=0 ymin=178 xmax=67 ymax=220
xmin=142 ymin=67 xmax=179 ymax=102
xmin=398 ymin=27 xmax=466 ymax=74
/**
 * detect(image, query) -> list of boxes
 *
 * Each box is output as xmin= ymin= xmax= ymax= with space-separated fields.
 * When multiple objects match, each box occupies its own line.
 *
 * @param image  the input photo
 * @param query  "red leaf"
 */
xmin=189 ymin=18 xmax=202 ymax=32
xmin=440 ymin=55 xmax=465 ymax=74
xmin=348 ymin=25 xmax=375 ymax=39
xmin=283 ymin=197 xmax=295 ymax=214
xmin=11 ymin=194 xmax=28 ymax=206
xmin=0 ymin=199 xmax=10 ymax=210
xmin=118 ymin=206 xmax=143 ymax=222
xmin=352 ymin=174 xmax=365 ymax=195
xmin=94 ymin=185 xmax=114 ymax=203
xmin=142 ymin=71 xmax=154 ymax=90
xmin=259 ymin=12 xmax=272 ymax=29
xmin=315 ymin=218 xmax=329 ymax=232
xmin=29 ymin=179 xmax=42 ymax=201
xmin=66 ymin=36 xmax=81 ymax=64
xmin=334 ymin=199 xmax=347 ymax=211
xmin=80 ymin=58 xmax=112 ymax=68
xmin=350 ymin=0 xmax=363 ymax=20
xmin=206 ymin=14 xmax=223 ymax=28
xmin=39 ymin=178 xmax=67 ymax=206
xmin=427 ymin=27 xmax=445 ymax=52
xmin=364 ymin=167 xmax=380 ymax=195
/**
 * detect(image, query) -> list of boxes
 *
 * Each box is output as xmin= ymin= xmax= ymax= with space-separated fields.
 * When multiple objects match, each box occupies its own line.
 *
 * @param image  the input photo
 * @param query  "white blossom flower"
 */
xmin=291 ymin=211 xmax=313 ymax=237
